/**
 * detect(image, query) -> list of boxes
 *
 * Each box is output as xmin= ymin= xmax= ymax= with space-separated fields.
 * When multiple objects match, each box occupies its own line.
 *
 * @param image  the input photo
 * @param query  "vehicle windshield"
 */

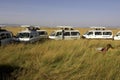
xmin=50 ymin=31 xmax=56 ymax=36
xmin=83 ymin=31 xmax=88 ymax=35
xmin=84 ymin=31 xmax=93 ymax=35
xmin=38 ymin=31 xmax=47 ymax=35
xmin=17 ymin=33 xmax=30 ymax=38
xmin=116 ymin=33 xmax=120 ymax=36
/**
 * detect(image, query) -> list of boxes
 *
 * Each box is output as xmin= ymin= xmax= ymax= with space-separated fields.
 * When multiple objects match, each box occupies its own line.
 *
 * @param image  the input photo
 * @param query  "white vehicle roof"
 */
xmin=90 ymin=26 xmax=106 ymax=30
xmin=0 ymin=25 xmax=6 ymax=27
xmin=21 ymin=25 xmax=40 ymax=31
xmin=54 ymin=29 xmax=80 ymax=32
xmin=0 ymin=25 xmax=6 ymax=30
xmin=21 ymin=25 xmax=30 ymax=27
xmin=90 ymin=26 xmax=106 ymax=29
xmin=88 ymin=30 xmax=112 ymax=32
xmin=18 ymin=30 xmax=36 ymax=33
xmin=21 ymin=25 xmax=40 ymax=28
xmin=57 ymin=26 xmax=74 ymax=30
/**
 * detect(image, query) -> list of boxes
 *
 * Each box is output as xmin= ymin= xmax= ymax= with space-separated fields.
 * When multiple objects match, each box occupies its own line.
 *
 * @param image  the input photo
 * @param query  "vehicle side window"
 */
xmin=56 ymin=32 xmax=62 ymax=36
xmin=30 ymin=35 xmax=33 ymax=38
xmin=71 ymin=32 xmax=80 ymax=36
xmin=87 ymin=32 xmax=93 ymax=35
xmin=39 ymin=31 xmax=47 ymax=35
xmin=103 ymin=32 xmax=112 ymax=35
xmin=18 ymin=33 xmax=29 ymax=38
xmin=0 ymin=33 xmax=6 ymax=40
xmin=64 ymin=32 xmax=70 ymax=36
xmin=50 ymin=31 xmax=56 ymax=36
xmin=6 ymin=33 xmax=12 ymax=38
xmin=95 ymin=32 xmax=102 ymax=35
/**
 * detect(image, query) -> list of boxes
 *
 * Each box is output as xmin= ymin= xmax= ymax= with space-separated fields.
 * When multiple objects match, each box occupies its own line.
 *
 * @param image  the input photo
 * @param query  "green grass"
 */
xmin=0 ymin=39 xmax=120 ymax=80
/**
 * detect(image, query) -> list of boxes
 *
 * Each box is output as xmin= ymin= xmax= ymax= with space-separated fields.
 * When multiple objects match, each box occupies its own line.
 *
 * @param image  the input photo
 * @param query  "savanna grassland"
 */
xmin=0 ymin=27 xmax=120 ymax=80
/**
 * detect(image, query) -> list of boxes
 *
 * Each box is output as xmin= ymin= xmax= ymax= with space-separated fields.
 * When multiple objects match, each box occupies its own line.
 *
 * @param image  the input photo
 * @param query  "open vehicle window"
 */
xmin=71 ymin=32 xmax=80 ymax=36
xmin=64 ymin=32 xmax=70 ymax=36
xmin=38 ymin=31 xmax=47 ymax=35
xmin=103 ymin=32 xmax=112 ymax=35
xmin=17 ymin=33 xmax=30 ymax=38
xmin=95 ymin=32 xmax=102 ymax=35
xmin=6 ymin=33 xmax=12 ymax=38
xmin=0 ymin=33 xmax=6 ymax=40
xmin=56 ymin=32 xmax=62 ymax=36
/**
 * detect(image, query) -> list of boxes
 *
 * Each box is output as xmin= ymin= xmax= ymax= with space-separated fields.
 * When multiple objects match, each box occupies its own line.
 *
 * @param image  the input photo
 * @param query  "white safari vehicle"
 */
xmin=49 ymin=26 xmax=80 ymax=40
xmin=82 ymin=27 xmax=113 ymax=39
xmin=114 ymin=31 xmax=120 ymax=40
xmin=0 ymin=26 xmax=13 ymax=46
xmin=15 ymin=25 xmax=41 ymax=43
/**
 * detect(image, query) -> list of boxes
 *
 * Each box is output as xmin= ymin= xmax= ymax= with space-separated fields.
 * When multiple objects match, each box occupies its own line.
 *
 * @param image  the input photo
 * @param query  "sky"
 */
xmin=0 ymin=0 xmax=120 ymax=27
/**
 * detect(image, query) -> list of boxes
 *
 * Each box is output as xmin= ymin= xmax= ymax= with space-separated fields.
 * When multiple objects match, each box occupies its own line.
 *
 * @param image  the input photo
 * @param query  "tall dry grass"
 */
xmin=0 ymin=39 xmax=120 ymax=80
xmin=0 ymin=27 xmax=120 ymax=80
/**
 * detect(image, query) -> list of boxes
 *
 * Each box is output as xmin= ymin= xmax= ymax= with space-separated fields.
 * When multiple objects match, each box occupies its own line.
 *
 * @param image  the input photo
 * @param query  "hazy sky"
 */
xmin=0 ymin=0 xmax=120 ymax=27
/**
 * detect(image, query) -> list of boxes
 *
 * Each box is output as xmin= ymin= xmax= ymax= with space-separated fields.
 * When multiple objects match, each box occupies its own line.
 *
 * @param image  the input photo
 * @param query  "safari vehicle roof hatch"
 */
xmin=57 ymin=26 xmax=74 ymax=30
xmin=21 ymin=25 xmax=40 ymax=31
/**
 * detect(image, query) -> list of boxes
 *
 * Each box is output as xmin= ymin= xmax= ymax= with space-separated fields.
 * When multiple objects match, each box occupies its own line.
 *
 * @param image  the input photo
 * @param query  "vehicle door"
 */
xmin=6 ymin=32 xmax=13 ymax=43
xmin=103 ymin=32 xmax=113 ymax=39
xmin=31 ymin=32 xmax=39 ymax=42
xmin=0 ymin=33 xmax=7 ymax=45
xmin=71 ymin=32 xmax=80 ymax=39
xmin=49 ymin=31 xmax=56 ymax=39
xmin=39 ymin=31 xmax=48 ymax=39
xmin=63 ymin=31 xmax=71 ymax=40
xmin=86 ymin=31 xmax=94 ymax=39
xmin=55 ymin=32 xmax=62 ymax=40
xmin=95 ymin=31 xmax=102 ymax=39
xmin=0 ymin=32 xmax=12 ymax=45
xmin=21 ymin=33 xmax=30 ymax=42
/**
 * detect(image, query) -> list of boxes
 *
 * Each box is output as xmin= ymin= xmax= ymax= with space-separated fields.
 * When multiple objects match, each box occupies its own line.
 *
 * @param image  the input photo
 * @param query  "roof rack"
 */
xmin=57 ymin=26 xmax=74 ymax=30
